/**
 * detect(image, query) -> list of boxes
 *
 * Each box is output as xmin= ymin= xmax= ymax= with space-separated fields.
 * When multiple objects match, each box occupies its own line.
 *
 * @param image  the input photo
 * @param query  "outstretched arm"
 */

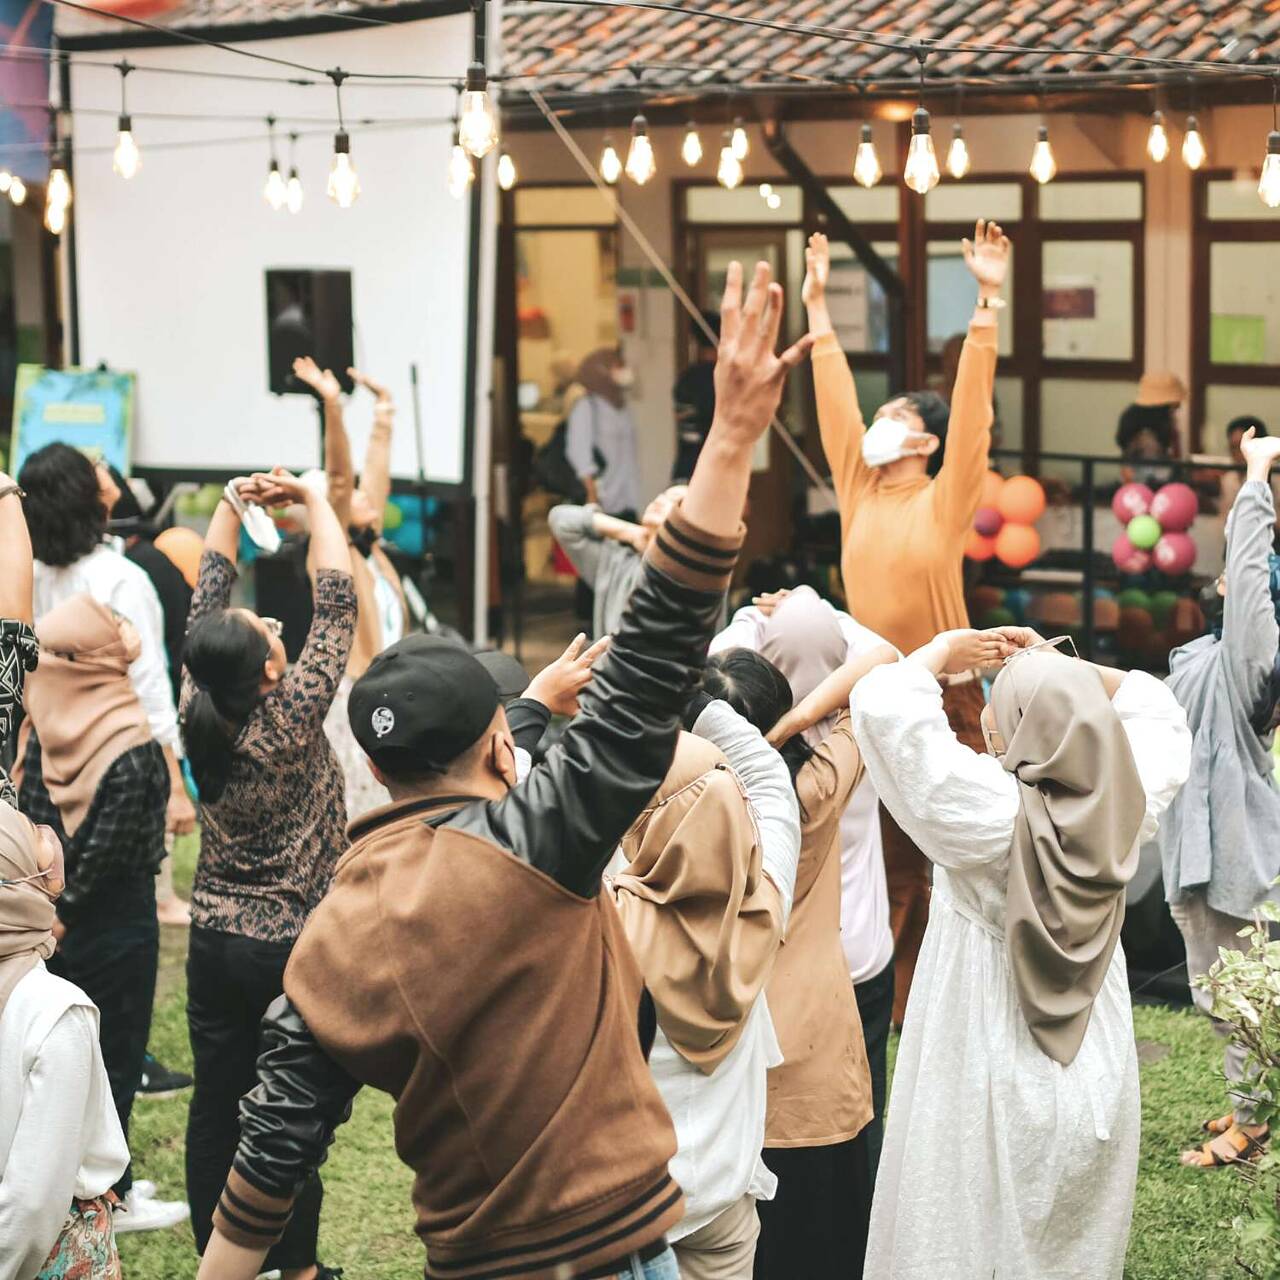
xmin=935 ymin=221 xmax=1007 ymax=534
xmin=293 ymin=357 xmax=353 ymax=531
xmin=0 ymin=477 xmax=32 ymax=625
xmin=349 ymin=367 xmax=394 ymax=531
xmin=767 ymin=643 xmax=900 ymax=746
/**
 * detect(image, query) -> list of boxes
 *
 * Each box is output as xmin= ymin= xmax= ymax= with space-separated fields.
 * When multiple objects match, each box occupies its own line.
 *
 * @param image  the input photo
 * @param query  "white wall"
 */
xmin=67 ymin=14 xmax=471 ymax=482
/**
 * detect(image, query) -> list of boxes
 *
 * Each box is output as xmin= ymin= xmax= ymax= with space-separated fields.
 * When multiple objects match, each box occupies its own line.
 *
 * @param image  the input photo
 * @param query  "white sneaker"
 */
xmin=113 ymin=1187 xmax=190 ymax=1234
xmin=131 ymin=1180 xmax=156 ymax=1200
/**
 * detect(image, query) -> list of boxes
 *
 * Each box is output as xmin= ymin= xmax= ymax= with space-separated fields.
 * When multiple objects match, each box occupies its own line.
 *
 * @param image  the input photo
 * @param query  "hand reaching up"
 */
xmin=962 ymin=219 xmax=1010 ymax=295
xmin=348 ymin=367 xmax=393 ymax=406
xmin=524 ymin=633 xmax=611 ymax=717
xmin=292 ymin=356 xmax=341 ymax=403
xmin=1241 ymin=426 xmax=1280 ymax=482
xmin=802 ymin=233 xmax=830 ymax=308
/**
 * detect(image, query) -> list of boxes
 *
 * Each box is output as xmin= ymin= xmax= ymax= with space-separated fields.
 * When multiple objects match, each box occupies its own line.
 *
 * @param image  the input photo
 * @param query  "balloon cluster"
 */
xmin=1110 ymin=482 xmax=1199 ymax=576
xmin=965 ymin=473 xmax=1047 ymax=569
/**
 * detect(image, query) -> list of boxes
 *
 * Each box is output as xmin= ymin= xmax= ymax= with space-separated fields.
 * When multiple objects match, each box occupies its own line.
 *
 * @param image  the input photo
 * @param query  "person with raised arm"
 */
xmin=804 ymin=220 xmax=1009 ymax=1027
xmin=193 ymin=261 xmax=811 ymax=1280
xmin=179 ymin=470 xmax=355 ymax=1280
xmin=851 ymin=626 xmax=1190 ymax=1278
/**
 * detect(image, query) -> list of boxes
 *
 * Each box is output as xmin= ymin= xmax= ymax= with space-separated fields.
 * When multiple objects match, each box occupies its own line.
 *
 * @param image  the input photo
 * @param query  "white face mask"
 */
xmin=861 ymin=416 xmax=912 ymax=468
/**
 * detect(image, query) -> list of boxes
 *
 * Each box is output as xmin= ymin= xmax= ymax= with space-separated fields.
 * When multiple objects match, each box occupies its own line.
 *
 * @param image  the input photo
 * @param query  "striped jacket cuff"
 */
xmin=645 ymin=505 xmax=743 ymax=594
xmin=211 ymin=1168 xmax=296 ymax=1250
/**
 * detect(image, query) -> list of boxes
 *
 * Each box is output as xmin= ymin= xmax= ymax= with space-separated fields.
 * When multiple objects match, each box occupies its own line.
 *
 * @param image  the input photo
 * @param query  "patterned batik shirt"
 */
xmin=0 ymin=619 xmax=39 ymax=807
xmin=181 ymin=552 xmax=356 ymax=943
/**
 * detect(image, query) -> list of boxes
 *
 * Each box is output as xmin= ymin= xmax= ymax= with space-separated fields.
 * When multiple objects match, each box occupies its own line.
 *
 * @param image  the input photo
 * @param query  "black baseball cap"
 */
xmin=473 ymin=650 xmax=531 ymax=702
xmin=348 ymin=635 xmax=500 ymax=777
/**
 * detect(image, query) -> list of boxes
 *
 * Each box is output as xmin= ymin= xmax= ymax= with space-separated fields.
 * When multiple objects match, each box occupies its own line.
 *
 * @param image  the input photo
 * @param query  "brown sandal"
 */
xmin=1180 ymin=1123 xmax=1269 ymax=1168
xmin=1202 ymin=1113 xmax=1235 ymax=1136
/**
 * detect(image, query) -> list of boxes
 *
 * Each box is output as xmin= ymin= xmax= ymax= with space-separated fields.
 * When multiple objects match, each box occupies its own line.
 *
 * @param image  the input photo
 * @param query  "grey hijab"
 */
xmin=991 ymin=652 xmax=1146 ymax=1066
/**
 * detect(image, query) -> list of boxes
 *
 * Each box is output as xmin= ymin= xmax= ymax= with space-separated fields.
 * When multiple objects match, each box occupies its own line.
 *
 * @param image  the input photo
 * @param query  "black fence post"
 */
xmin=1081 ymin=457 xmax=1096 ymax=661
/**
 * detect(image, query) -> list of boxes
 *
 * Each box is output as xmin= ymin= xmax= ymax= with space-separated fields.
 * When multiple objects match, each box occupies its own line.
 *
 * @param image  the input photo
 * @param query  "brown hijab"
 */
xmin=22 ymin=594 xmax=152 ymax=837
xmin=576 ymin=348 xmax=626 ymax=410
xmin=614 ymin=733 xmax=784 ymax=1074
xmin=0 ymin=802 xmax=56 ymax=1020
xmin=991 ymin=652 xmax=1146 ymax=1066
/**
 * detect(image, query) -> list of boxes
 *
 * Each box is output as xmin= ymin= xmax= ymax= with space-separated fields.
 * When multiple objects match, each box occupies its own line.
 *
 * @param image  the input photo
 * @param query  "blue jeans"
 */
xmin=612 ymin=1246 xmax=680 ymax=1280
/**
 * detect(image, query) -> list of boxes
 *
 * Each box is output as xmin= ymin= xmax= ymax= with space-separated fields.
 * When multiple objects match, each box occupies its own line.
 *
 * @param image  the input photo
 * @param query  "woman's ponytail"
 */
xmin=181 ymin=610 xmax=269 ymax=804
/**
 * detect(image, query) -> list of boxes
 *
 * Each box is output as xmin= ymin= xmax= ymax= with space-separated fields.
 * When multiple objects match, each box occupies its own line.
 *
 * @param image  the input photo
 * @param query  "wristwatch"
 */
xmin=976 ymin=296 xmax=1007 ymax=310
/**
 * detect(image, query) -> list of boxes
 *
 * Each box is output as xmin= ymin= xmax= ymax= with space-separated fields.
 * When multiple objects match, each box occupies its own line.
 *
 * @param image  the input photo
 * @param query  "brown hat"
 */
xmin=1135 ymin=371 xmax=1187 ymax=407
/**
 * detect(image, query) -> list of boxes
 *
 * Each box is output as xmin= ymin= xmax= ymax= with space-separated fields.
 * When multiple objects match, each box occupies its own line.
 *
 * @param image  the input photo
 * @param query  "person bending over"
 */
xmin=195 ymin=260 xmax=813 ymax=1280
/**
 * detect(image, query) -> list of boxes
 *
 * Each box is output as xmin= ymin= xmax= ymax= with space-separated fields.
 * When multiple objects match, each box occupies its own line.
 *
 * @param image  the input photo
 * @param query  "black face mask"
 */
xmin=1199 ymin=582 xmax=1225 ymax=634
xmin=349 ymin=525 xmax=378 ymax=558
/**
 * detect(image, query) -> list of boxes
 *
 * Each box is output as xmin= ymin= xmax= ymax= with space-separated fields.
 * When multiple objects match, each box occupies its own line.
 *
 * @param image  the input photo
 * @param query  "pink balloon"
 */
xmin=973 ymin=506 xmax=1004 ymax=537
xmin=1152 ymin=531 xmax=1197 ymax=576
xmin=1112 ymin=483 xmax=1154 ymax=524
xmin=1112 ymin=532 xmax=1152 ymax=576
xmin=1151 ymin=482 xmax=1199 ymax=533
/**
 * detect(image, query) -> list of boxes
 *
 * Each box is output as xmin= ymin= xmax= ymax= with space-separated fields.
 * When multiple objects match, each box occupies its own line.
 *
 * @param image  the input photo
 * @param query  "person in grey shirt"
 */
xmin=1159 ymin=426 xmax=1280 ymax=1168
xmin=565 ymin=349 xmax=642 ymax=519
xmin=549 ymin=487 xmax=687 ymax=639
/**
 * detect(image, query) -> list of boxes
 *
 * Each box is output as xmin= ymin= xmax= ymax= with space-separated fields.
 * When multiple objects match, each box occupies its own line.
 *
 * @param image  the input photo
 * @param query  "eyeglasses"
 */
xmin=261 ymin=617 xmax=284 ymax=641
xmin=1004 ymin=634 xmax=1079 ymax=665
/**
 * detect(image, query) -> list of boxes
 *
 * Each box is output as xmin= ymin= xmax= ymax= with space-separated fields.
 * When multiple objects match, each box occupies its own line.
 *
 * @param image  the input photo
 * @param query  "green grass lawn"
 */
xmin=120 ymin=835 xmax=1253 ymax=1279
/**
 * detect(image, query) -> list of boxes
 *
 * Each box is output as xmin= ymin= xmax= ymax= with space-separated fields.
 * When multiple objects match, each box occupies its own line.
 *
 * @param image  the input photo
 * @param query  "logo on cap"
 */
xmin=371 ymin=706 xmax=396 ymax=739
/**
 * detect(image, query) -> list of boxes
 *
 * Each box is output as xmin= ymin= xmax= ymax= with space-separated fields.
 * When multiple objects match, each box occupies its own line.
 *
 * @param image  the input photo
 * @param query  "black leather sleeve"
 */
xmin=445 ymin=537 xmax=734 ymax=899
xmin=505 ymin=697 xmax=552 ymax=756
xmin=228 ymin=996 xmax=361 ymax=1201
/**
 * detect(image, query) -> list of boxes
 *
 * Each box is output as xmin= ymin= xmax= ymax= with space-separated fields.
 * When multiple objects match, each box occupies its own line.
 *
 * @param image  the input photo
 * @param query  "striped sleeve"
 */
xmin=212 ymin=1168 xmax=296 ymax=1249
xmin=645 ymin=505 xmax=743 ymax=595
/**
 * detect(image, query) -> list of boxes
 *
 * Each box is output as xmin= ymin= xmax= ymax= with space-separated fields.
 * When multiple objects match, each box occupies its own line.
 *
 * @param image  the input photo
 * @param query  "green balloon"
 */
xmin=1126 ymin=514 xmax=1162 ymax=550
xmin=382 ymin=502 xmax=404 ymax=531
xmin=1150 ymin=589 xmax=1178 ymax=626
xmin=1117 ymin=588 xmax=1151 ymax=610
xmin=979 ymin=607 xmax=1016 ymax=628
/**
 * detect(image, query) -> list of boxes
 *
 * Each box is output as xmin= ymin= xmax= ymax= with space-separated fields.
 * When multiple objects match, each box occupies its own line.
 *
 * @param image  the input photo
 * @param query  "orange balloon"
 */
xmin=994 ymin=523 xmax=1040 ymax=569
xmin=154 ymin=526 xmax=204 ymax=589
xmin=980 ymin=470 xmax=1005 ymax=509
xmin=996 ymin=475 xmax=1047 ymax=526
xmin=965 ymin=530 xmax=998 ymax=562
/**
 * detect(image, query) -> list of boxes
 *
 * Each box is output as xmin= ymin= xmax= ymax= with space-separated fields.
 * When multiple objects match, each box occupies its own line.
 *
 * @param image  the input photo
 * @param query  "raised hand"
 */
xmin=292 ymin=356 xmax=341 ymax=403
xmin=802 ymin=232 xmax=830 ymax=308
xmin=752 ymin=588 xmax=792 ymax=617
xmin=1241 ymin=426 xmax=1280 ymax=481
xmin=962 ymin=219 xmax=1010 ymax=295
xmin=245 ymin=468 xmax=316 ymax=509
xmin=348 ymin=367 xmax=392 ymax=405
xmin=524 ymin=633 xmax=611 ymax=717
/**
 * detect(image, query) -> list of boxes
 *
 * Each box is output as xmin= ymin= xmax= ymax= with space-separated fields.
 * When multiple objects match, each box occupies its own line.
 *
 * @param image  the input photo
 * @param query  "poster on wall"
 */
xmin=11 ymin=365 xmax=135 ymax=476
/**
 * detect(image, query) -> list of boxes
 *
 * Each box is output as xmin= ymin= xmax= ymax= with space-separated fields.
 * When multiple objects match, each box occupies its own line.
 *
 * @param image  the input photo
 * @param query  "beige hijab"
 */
xmin=614 ymin=733 xmax=783 ymax=1074
xmin=21 ymin=594 xmax=152 ymax=837
xmin=991 ymin=652 xmax=1146 ymax=1066
xmin=760 ymin=587 xmax=847 ymax=746
xmin=0 ymin=802 xmax=56 ymax=1020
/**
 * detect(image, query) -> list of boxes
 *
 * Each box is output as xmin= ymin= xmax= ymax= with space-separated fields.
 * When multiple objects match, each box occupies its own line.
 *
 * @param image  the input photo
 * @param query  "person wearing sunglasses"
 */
xmin=179 ymin=471 xmax=355 ymax=1280
xmin=850 ymin=625 xmax=1190 ymax=1280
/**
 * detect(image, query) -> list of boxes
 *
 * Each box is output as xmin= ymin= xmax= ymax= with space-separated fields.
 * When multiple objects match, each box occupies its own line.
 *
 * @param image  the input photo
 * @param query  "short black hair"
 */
xmin=18 ymin=442 xmax=107 ymax=567
xmin=1227 ymin=415 xmax=1269 ymax=440
xmin=900 ymin=390 xmax=950 ymax=477
xmin=1116 ymin=403 xmax=1175 ymax=454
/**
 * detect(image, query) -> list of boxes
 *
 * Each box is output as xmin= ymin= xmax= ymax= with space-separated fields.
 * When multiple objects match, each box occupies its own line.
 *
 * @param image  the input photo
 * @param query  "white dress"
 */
xmin=851 ymin=663 xmax=1190 ymax=1280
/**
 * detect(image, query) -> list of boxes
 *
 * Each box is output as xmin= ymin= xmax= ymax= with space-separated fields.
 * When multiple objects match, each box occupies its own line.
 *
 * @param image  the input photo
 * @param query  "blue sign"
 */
xmin=12 ymin=364 xmax=135 ymax=476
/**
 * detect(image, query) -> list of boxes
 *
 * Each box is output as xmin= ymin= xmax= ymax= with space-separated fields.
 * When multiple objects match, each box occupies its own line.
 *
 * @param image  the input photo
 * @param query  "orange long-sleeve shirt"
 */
xmin=814 ymin=321 xmax=998 ymax=655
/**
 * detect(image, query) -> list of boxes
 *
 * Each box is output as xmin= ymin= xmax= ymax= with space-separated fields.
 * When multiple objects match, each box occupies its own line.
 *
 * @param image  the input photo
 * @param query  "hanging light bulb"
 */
xmin=730 ymin=118 xmax=749 ymax=161
xmin=1146 ymin=110 xmax=1170 ymax=163
xmin=946 ymin=122 xmax=971 ymax=179
xmin=904 ymin=108 xmax=940 ymax=195
xmin=44 ymin=191 xmax=66 ymax=235
xmin=263 ymin=160 xmax=287 ymax=211
xmin=1029 ymin=124 xmax=1057 ymax=185
xmin=625 ymin=114 xmax=657 ymax=185
xmin=327 ymin=130 xmax=360 ymax=207
xmin=717 ymin=130 xmax=744 ymax=189
xmin=458 ymin=61 xmax=499 ymax=158
xmin=286 ymin=166 xmax=304 ymax=214
xmin=497 ymin=151 xmax=517 ymax=191
xmin=0 ymin=170 xmax=11 ymax=194
xmin=46 ymin=158 xmax=71 ymax=213
xmin=766 ymin=192 xmax=782 ymax=210
xmin=599 ymin=135 xmax=622 ymax=185
xmin=9 ymin=177 xmax=26 ymax=206
xmin=681 ymin=123 xmax=703 ymax=167
xmin=1260 ymin=130 xmax=1280 ymax=209
xmin=448 ymin=137 xmax=474 ymax=199
xmin=1182 ymin=114 xmax=1207 ymax=170
xmin=852 ymin=123 xmax=882 ymax=188
xmin=113 ymin=116 xmax=141 ymax=179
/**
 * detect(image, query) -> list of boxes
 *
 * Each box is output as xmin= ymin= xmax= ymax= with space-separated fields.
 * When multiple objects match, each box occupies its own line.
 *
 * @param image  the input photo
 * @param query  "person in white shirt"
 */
xmin=609 ymin=699 xmax=799 ymax=1280
xmin=565 ymin=348 xmax=642 ymax=518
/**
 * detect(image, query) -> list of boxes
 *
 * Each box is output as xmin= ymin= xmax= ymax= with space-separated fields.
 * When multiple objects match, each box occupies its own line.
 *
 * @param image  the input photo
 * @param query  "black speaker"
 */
xmin=265 ymin=269 xmax=354 ymax=397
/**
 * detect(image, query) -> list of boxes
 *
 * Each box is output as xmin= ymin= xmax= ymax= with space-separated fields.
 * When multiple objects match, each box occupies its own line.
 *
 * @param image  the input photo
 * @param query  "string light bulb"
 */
xmin=904 ymin=108 xmax=940 ymax=195
xmin=44 ymin=192 xmax=66 ymax=235
xmin=853 ymin=123 xmax=882 ymax=188
xmin=717 ymin=130 xmax=744 ymax=189
xmin=448 ymin=136 xmax=474 ymax=199
xmin=681 ymin=123 xmax=703 ymax=167
xmin=1029 ymin=124 xmax=1057 ymax=185
xmin=285 ymin=133 xmax=303 ymax=214
xmin=625 ymin=114 xmax=657 ymax=185
xmin=1260 ymin=131 xmax=1280 ymax=209
xmin=0 ymin=170 xmax=10 ymax=194
xmin=112 ymin=61 xmax=139 ymax=180
xmin=327 ymin=130 xmax=360 ymax=207
xmin=263 ymin=160 xmax=286 ymax=210
xmin=1182 ymin=114 xmax=1207 ymax=170
xmin=599 ymin=135 xmax=622 ymax=185
xmin=766 ymin=192 xmax=782 ymax=210
xmin=9 ymin=177 xmax=26 ymax=206
xmin=1146 ymin=110 xmax=1170 ymax=162
xmin=497 ymin=151 xmax=517 ymax=191
xmin=730 ymin=118 xmax=749 ymax=161
xmin=458 ymin=61 xmax=499 ymax=158
xmin=946 ymin=122 xmax=971 ymax=179
xmin=46 ymin=158 xmax=71 ymax=214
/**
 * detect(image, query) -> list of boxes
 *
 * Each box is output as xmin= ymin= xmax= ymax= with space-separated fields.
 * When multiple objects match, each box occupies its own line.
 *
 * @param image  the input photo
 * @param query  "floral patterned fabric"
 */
xmin=36 ymin=1197 xmax=121 ymax=1280
xmin=0 ymin=618 xmax=39 ymax=806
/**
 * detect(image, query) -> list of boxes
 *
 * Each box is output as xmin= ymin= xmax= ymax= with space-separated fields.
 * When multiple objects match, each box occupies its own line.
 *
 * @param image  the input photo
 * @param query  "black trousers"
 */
xmin=853 ymin=959 xmax=895 ymax=1180
xmin=754 ymin=1133 xmax=874 ymax=1279
xmin=48 ymin=873 xmax=158 ymax=1199
xmin=185 ymin=924 xmax=323 ymax=1271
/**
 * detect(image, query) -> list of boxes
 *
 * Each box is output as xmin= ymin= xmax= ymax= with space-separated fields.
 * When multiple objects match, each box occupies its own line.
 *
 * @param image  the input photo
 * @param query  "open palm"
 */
xmin=962 ymin=219 xmax=1010 ymax=292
